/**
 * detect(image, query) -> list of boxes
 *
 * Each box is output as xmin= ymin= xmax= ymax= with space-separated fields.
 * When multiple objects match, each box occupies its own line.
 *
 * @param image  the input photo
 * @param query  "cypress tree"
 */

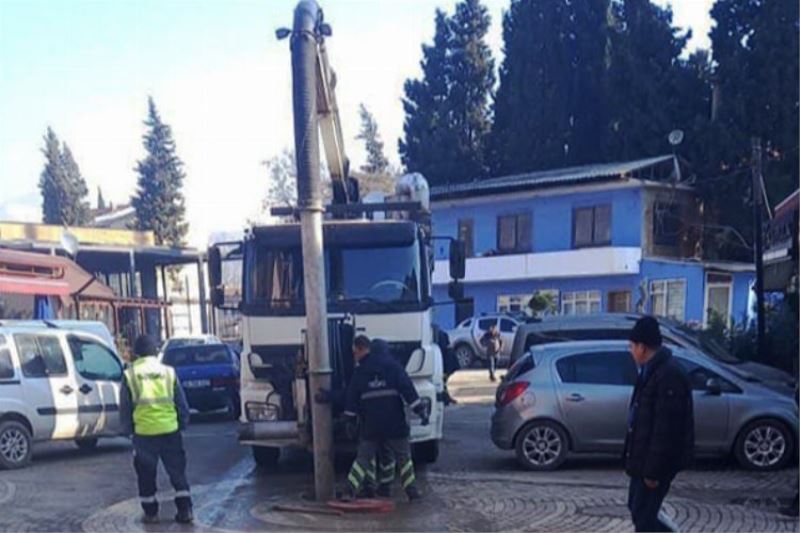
xmin=132 ymin=97 xmax=188 ymax=246
xmin=356 ymin=104 xmax=389 ymax=174
xmin=97 ymin=187 xmax=106 ymax=211
xmin=38 ymin=128 xmax=91 ymax=226
xmin=489 ymin=0 xmax=609 ymax=175
xmin=400 ymin=0 xmax=495 ymax=186
xmin=60 ymin=143 xmax=91 ymax=225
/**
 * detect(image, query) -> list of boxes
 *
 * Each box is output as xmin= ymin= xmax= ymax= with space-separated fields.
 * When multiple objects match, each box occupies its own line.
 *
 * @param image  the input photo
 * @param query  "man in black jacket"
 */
xmin=624 ymin=316 xmax=694 ymax=532
xmin=341 ymin=336 xmax=429 ymax=501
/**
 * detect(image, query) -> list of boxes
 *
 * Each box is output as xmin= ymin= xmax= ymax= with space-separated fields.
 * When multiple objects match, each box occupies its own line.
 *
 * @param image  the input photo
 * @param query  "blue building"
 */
xmin=430 ymin=155 xmax=754 ymax=330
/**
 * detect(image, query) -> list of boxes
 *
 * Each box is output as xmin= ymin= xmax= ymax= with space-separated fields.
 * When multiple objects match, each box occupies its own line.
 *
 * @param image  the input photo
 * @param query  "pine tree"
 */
xmin=97 ymin=187 xmax=106 ymax=211
xmin=400 ymin=0 xmax=495 ymax=186
xmin=356 ymin=104 xmax=389 ymax=174
xmin=489 ymin=0 xmax=609 ymax=175
xmin=132 ymin=97 xmax=188 ymax=246
xmin=38 ymin=128 xmax=91 ymax=226
xmin=60 ymin=143 xmax=91 ymax=225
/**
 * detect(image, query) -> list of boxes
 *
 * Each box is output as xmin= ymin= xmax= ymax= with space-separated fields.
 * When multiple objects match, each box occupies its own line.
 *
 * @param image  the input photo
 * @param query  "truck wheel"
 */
xmin=252 ymin=446 xmax=280 ymax=469
xmin=454 ymin=344 xmax=475 ymax=369
xmin=412 ymin=440 xmax=439 ymax=464
xmin=734 ymin=419 xmax=794 ymax=471
xmin=75 ymin=438 xmax=99 ymax=451
xmin=0 ymin=420 xmax=33 ymax=470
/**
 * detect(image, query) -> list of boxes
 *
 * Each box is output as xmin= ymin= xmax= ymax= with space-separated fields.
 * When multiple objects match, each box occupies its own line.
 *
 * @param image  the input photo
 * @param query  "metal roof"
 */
xmin=430 ymin=154 xmax=677 ymax=200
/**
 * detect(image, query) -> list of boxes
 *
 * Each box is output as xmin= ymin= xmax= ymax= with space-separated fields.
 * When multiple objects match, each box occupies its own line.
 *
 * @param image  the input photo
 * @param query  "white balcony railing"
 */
xmin=432 ymin=247 xmax=642 ymax=284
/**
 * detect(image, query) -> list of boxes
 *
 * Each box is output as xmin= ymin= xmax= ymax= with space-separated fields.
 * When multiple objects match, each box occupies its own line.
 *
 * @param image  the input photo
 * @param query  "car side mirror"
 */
xmin=705 ymin=377 xmax=722 ymax=396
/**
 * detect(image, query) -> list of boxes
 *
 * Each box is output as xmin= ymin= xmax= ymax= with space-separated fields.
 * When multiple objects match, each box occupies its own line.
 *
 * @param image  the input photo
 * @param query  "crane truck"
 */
xmin=207 ymin=0 xmax=465 ymax=469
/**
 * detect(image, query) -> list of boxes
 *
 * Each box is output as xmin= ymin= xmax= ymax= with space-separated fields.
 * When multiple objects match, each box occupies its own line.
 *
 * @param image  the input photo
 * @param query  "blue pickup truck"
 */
xmin=161 ymin=343 xmax=241 ymax=420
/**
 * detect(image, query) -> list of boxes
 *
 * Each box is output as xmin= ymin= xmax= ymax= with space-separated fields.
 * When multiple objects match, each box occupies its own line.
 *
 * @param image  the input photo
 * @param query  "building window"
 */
xmin=561 ymin=290 xmax=601 ymax=315
xmin=458 ymin=219 xmax=474 ymax=258
xmin=653 ymin=202 xmax=681 ymax=246
xmin=705 ymin=273 xmax=733 ymax=328
xmin=497 ymin=213 xmax=532 ymax=254
xmin=573 ymin=205 xmax=611 ymax=248
xmin=497 ymin=294 xmax=527 ymax=313
xmin=650 ymin=279 xmax=686 ymax=321
xmin=607 ymin=290 xmax=632 ymax=313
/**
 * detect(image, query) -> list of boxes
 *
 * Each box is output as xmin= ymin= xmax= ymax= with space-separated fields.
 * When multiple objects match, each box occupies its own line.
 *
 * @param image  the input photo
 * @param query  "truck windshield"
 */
xmin=245 ymin=242 xmax=422 ymax=311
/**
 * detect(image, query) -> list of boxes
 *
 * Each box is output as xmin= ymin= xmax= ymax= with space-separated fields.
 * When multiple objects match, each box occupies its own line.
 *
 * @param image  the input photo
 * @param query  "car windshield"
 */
xmin=246 ymin=243 xmax=421 ymax=307
xmin=163 ymin=345 xmax=231 ymax=367
xmin=668 ymin=322 xmax=741 ymax=365
xmin=166 ymin=338 xmax=207 ymax=349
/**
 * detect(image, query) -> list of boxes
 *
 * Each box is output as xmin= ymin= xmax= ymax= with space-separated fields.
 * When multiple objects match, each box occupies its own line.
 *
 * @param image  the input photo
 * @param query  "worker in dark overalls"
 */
xmin=341 ymin=336 xmax=429 ymax=501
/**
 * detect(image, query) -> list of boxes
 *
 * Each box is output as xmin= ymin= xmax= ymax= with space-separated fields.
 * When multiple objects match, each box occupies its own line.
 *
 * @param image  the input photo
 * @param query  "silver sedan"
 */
xmin=491 ymin=340 xmax=798 ymax=471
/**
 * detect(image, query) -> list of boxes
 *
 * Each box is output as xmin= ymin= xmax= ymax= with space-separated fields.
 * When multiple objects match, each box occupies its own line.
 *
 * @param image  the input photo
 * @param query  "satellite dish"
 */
xmin=60 ymin=230 xmax=79 ymax=258
xmin=668 ymin=129 xmax=684 ymax=146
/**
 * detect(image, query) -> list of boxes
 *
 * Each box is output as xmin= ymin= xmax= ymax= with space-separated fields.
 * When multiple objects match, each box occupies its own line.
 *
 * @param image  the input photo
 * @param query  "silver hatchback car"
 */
xmin=491 ymin=340 xmax=798 ymax=472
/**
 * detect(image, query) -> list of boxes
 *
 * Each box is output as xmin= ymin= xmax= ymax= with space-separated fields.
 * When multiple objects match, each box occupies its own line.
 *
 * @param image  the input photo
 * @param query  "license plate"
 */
xmin=182 ymin=379 xmax=210 ymax=389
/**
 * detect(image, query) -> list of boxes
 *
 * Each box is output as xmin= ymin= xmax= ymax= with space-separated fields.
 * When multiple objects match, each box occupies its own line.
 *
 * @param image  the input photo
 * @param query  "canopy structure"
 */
xmin=0 ymin=248 xmax=115 ymax=300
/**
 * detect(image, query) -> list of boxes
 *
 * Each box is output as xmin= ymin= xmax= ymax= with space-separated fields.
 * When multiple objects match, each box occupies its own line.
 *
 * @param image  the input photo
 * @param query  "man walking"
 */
xmin=341 ymin=336 xmax=429 ymax=501
xmin=624 ymin=316 xmax=694 ymax=532
xmin=120 ymin=335 xmax=193 ymax=524
xmin=480 ymin=325 xmax=502 ymax=382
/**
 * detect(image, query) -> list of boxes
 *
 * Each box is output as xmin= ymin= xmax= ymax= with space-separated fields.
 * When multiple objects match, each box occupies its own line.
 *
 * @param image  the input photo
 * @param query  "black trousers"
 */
xmin=133 ymin=432 xmax=192 ymax=515
xmin=627 ymin=477 xmax=674 ymax=532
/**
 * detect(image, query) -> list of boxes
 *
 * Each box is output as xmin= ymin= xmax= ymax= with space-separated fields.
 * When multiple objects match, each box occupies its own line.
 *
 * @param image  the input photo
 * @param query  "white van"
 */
xmin=0 ymin=323 xmax=125 ymax=469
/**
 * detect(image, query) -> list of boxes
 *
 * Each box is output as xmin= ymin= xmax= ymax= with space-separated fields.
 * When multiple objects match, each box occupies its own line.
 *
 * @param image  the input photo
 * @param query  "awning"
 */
xmin=0 ymin=248 xmax=115 ymax=300
xmin=0 ymin=274 xmax=70 ymax=296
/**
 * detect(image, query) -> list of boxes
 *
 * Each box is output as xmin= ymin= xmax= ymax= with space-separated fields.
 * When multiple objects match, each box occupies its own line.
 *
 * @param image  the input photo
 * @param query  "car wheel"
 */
xmin=514 ymin=421 xmax=568 ymax=471
xmin=412 ymin=440 xmax=439 ymax=464
xmin=735 ymin=419 xmax=794 ymax=471
xmin=252 ymin=446 xmax=280 ymax=469
xmin=454 ymin=344 xmax=475 ymax=369
xmin=0 ymin=420 xmax=33 ymax=470
xmin=75 ymin=438 xmax=99 ymax=451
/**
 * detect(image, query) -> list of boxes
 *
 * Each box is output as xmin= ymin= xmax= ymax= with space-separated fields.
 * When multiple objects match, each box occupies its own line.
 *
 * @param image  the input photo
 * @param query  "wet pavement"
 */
xmin=1 ymin=370 xmax=798 ymax=531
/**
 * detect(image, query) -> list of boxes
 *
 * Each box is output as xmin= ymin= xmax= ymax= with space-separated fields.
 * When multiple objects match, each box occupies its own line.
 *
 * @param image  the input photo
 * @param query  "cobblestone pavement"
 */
xmin=1 ymin=370 xmax=798 ymax=531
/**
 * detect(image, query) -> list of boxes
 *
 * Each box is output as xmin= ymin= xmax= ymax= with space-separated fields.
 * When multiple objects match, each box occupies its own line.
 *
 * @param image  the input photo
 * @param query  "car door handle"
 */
xmin=79 ymin=384 xmax=93 ymax=395
xmin=566 ymin=393 xmax=585 ymax=402
xmin=60 ymin=385 xmax=74 ymax=395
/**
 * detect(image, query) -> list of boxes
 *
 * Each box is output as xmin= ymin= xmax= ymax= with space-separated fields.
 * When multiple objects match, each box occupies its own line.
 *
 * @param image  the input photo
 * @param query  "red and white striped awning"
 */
xmin=0 ymin=274 xmax=70 ymax=296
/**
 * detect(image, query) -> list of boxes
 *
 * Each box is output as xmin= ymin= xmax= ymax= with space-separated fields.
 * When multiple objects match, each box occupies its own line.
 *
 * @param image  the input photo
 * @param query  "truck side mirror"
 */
xmin=449 ymin=240 xmax=466 ymax=280
xmin=207 ymin=246 xmax=223 ymax=307
xmin=448 ymin=281 xmax=464 ymax=301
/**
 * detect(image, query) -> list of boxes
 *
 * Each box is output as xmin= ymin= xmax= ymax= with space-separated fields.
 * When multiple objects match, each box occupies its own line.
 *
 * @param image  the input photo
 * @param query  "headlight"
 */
xmin=246 ymin=402 xmax=279 ymax=422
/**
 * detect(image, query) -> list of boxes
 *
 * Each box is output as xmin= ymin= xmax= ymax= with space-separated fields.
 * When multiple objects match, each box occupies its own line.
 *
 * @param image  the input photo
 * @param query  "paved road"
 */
xmin=0 ymin=370 xmax=797 ymax=531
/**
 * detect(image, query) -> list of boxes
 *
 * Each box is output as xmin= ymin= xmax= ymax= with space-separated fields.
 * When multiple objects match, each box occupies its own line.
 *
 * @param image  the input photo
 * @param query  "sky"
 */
xmin=0 ymin=0 xmax=714 ymax=247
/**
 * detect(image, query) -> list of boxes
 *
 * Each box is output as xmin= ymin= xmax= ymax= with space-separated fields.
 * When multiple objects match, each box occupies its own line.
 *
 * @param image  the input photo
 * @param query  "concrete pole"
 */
xmin=291 ymin=0 xmax=334 ymax=501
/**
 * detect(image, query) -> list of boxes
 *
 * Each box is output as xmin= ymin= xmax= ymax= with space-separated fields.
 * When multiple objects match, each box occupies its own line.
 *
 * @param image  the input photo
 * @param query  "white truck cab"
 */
xmin=0 ymin=322 xmax=125 ymax=469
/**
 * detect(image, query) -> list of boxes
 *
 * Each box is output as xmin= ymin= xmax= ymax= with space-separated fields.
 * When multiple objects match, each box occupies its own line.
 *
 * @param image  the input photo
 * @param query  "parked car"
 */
xmin=7 ymin=320 xmax=117 ymax=354
xmin=161 ymin=343 xmax=240 ymax=420
xmin=448 ymin=314 xmax=520 ymax=368
xmin=509 ymin=314 xmax=796 ymax=392
xmin=0 ymin=323 xmax=125 ymax=469
xmin=492 ymin=340 xmax=798 ymax=472
xmin=161 ymin=334 xmax=223 ymax=352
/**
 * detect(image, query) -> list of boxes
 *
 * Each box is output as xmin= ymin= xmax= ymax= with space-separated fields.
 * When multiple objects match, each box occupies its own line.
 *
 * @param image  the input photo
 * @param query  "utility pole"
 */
xmin=751 ymin=137 xmax=766 ymax=360
xmin=290 ymin=0 xmax=334 ymax=501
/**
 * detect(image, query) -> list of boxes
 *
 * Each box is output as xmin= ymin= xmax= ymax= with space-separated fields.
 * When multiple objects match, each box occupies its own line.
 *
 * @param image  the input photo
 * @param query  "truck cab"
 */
xmin=209 ymin=191 xmax=463 ymax=467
